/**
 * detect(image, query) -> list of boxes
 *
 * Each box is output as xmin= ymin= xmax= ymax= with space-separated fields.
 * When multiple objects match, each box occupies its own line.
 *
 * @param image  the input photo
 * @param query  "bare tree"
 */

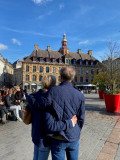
xmin=102 ymin=41 xmax=120 ymax=93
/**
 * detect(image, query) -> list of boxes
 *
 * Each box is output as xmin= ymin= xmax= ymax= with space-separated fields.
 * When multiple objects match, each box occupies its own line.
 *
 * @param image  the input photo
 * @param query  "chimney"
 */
xmin=78 ymin=49 xmax=81 ymax=54
xmin=47 ymin=46 xmax=51 ymax=51
xmin=34 ymin=44 xmax=38 ymax=51
xmin=88 ymin=50 xmax=92 ymax=56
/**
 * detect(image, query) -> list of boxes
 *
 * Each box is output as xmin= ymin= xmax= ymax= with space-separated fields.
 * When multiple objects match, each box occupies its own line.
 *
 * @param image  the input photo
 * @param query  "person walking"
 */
xmin=28 ymin=67 xmax=85 ymax=160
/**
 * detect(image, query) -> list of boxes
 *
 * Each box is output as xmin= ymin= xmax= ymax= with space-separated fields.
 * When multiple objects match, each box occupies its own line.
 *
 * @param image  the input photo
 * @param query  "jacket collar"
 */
xmin=38 ymin=89 xmax=46 ymax=94
xmin=60 ymin=81 xmax=73 ymax=87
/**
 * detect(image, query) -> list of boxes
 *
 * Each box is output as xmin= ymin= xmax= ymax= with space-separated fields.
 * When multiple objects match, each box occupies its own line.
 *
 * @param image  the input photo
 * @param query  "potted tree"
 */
xmin=101 ymin=41 xmax=120 ymax=113
xmin=93 ymin=72 xmax=107 ymax=99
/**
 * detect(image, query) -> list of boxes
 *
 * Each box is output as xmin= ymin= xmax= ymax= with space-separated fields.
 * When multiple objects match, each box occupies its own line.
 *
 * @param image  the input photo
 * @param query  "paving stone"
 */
xmin=0 ymin=94 xmax=119 ymax=160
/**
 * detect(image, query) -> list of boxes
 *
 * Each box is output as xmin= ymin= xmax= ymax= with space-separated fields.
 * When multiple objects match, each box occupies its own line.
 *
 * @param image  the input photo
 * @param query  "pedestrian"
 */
xmin=26 ymin=75 xmax=77 ymax=160
xmin=28 ymin=67 xmax=85 ymax=160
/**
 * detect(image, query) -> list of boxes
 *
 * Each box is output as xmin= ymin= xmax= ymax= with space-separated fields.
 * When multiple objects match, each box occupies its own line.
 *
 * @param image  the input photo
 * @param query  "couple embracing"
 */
xmin=26 ymin=66 xmax=85 ymax=160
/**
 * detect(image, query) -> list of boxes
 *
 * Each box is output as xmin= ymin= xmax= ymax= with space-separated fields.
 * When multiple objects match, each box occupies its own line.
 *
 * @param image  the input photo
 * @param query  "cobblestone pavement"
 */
xmin=0 ymin=94 xmax=120 ymax=160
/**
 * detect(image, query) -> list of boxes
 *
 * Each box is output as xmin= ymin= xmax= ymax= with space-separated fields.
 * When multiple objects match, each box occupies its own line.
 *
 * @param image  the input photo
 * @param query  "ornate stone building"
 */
xmin=13 ymin=34 xmax=99 ymax=91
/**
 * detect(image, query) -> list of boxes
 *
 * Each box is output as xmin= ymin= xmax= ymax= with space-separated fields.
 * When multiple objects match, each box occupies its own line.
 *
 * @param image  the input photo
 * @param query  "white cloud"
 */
xmin=0 ymin=43 xmax=8 ymax=50
xmin=37 ymin=11 xmax=53 ymax=19
xmin=32 ymin=0 xmax=52 ymax=5
xmin=12 ymin=38 xmax=21 ymax=46
xmin=78 ymin=40 xmax=89 ymax=45
xmin=59 ymin=3 xmax=64 ymax=10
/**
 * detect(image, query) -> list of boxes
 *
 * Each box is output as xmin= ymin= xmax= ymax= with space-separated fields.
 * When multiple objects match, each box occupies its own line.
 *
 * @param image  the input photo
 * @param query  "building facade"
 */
xmin=0 ymin=53 xmax=14 ymax=88
xmin=13 ymin=34 xmax=99 ymax=91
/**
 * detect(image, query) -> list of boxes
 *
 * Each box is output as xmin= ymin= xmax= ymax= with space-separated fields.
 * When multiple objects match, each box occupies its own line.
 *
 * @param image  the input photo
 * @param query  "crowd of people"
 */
xmin=0 ymin=86 xmax=28 ymax=124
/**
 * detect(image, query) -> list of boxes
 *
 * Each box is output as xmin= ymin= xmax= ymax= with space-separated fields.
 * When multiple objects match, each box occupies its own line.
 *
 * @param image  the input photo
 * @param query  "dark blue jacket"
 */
xmin=28 ymin=82 xmax=85 ymax=142
xmin=27 ymin=89 xmax=73 ymax=148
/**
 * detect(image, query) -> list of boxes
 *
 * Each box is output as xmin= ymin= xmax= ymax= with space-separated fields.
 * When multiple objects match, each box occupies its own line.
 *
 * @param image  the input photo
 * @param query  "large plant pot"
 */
xmin=104 ymin=94 xmax=120 ymax=113
xmin=98 ymin=90 xmax=105 ymax=99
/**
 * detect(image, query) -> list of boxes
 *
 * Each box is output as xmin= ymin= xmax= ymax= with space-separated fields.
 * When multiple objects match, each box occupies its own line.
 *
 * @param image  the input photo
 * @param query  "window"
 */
xmin=80 ymin=68 xmax=83 ymax=74
xmin=52 ymin=59 xmax=55 ymax=63
xmin=39 ymin=66 xmax=43 ymax=72
xmin=26 ymin=65 xmax=29 ymax=72
xmin=66 ymin=59 xmax=68 ymax=64
xmin=58 ymin=67 xmax=61 ymax=73
xmin=66 ymin=59 xmax=71 ymax=64
xmin=80 ymin=60 xmax=82 ymax=65
xmin=80 ymin=77 xmax=83 ymax=82
xmin=86 ymin=77 xmax=89 ymax=82
xmin=75 ymin=76 xmax=77 ymax=82
xmin=86 ymin=69 xmax=89 ymax=74
xmin=73 ymin=59 xmax=76 ymax=65
xmin=26 ymin=75 xmax=29 ymax=81
xmin=33 ymin=66 xmax=36 ymax=72
xmin=33 ymin=75 xmax=36 ymax=81
xmin=91 ymin=61 xmax=93 ymax=66
xmin=91 ymin=77 xmax=93 ymax=82
xmin=40 ymin=58 xmax=42 ymax=62
xmin=59 ymin=59 xmax=62 ymax=63
xmin=86 ymin=61 xmax=88 ymax=65
xmin=75 ymin=68 xmax=78 ymax=74
xmin=52 ymin=67 xmax=56 ymax=73
xmin=91 ymin=69 xmax=94 ymax=75
xmin=39 ymin=75 xmax=42 ymax=81
xmin=46 ymin=58 xmax=49 ymax=62
xmin=33 ymin=57 xmax=36 ymax=61
xmin=46 ymin=67 xmax=49 ymax=73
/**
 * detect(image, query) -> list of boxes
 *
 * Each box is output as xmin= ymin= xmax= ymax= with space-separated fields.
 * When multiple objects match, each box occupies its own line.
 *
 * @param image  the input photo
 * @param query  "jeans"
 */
xmin=10 ymin=105 xmax=21 ymax=119
xmin=33 ymin=144 xmax=50 ymax=160
xmin=0 ymin=105 xmax=8 ymax=118
xmin=51 ymin=139 xmax=79 ymax=160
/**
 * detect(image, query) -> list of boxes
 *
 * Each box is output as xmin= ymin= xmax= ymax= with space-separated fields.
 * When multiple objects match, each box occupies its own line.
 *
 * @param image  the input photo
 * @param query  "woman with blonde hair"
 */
xmin=26 ymin=75 xmax=77 ymax=160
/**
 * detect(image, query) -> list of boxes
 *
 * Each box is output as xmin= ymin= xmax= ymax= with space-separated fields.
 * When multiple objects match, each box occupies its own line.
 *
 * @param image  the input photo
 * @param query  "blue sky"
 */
xmin=0 ymin=0 xmax=120 ymax=63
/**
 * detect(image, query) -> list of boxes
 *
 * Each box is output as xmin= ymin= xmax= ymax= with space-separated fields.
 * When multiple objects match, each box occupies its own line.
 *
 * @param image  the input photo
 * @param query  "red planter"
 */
xmin=98 ymin=90 xmax=105 ymax=99
xmin=104 ymin=94 xmax=120 ymax=113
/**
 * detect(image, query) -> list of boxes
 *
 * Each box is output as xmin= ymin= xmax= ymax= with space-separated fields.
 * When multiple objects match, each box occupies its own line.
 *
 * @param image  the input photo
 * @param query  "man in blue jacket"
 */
xmin=29 ymin=66 xmax=85 ymax=160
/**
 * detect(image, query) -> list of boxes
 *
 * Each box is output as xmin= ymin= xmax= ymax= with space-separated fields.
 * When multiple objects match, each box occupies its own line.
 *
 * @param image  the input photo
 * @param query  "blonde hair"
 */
xmin=41 ymin=75 xmax=56 ymax=89
xmin=60 ymin=67 xmax=75 ymax=81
